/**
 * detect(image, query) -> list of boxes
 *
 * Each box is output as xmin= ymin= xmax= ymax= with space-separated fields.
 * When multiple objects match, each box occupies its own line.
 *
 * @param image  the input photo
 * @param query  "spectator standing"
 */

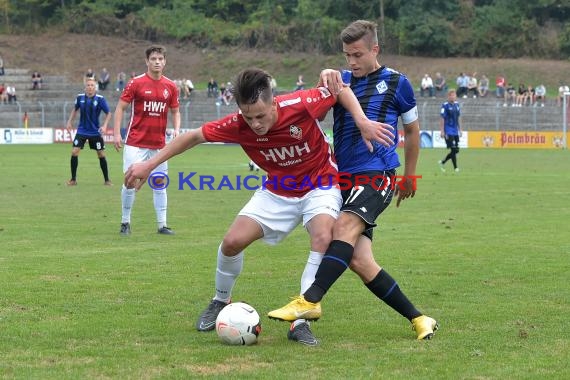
xmin=207 ymin=77 xmax=218 ymax=98
xmin=535 ymin=84 xmax=546 ymax=107
xmin=113 ymin=45 xmax=181 ymax=236
xmin=0 ymin=55 xmax=4 ymax=75
xmin=434 ymin=72 xmax=447 ymax=97
xmin=98 ymin=68 xmax=111 ymax=90
xmin=420 ymin=73 xmax=434 ymax=97
xmin=116 ymin=71 xmax=126 ymax=92
xmin=31 ymin=71 xmax=42 ymax=89
xmin=66 ymin=78 xmax=112 ymax=186
xmin=478 ymin=75 xmax=489 ymax=97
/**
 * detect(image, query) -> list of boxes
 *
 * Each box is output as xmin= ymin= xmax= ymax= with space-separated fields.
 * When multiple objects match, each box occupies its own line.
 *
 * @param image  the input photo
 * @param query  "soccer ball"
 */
xmin=215 ymin=302 xmax=261 ymax=345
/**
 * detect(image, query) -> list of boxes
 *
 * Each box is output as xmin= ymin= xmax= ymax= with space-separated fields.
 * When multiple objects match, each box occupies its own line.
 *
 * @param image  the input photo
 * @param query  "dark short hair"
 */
xmin=340 ymin=20 xmax=379 ymax=48
xmin=233 ymin=68 xmax=273 ymax=107
xmin=146 ymin=45 xmax=166 ymax=59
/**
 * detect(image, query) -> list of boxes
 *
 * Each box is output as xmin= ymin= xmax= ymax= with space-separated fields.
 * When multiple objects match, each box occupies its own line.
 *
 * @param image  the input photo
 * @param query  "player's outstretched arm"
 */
xmin=124 ymin=128 xmax=207 ymax=190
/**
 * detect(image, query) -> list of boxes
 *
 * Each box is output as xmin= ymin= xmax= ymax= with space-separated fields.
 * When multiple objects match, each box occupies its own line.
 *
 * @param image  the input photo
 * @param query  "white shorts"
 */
xmin=123 ymin=144 xmax=168 ymax=174
xmin=239 ymin=187 xmax=342 ymax=245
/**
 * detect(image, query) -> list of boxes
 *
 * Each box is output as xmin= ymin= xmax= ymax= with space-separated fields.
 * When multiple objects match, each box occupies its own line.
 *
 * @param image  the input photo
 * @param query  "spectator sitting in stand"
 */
xmin=434 ymin=72 xmax=447 ymax=97
xmin=467 ymin=73 xmax=479 ymax=98
xmin=295 ymin=75 xmax=305 ymax=90
xmin=182 ymin=78 xmax=194 ymax=99
xmin=98 ymin=68 xmax=110 ymax=90
xmin=503 ymin=83 xmax=516 ymax=107
xmin=558 ymin=82 xmax=570 ymax=107
xmin=420 ymin=73 xmax=434 ymax=97
xmin=6 ymin=84 xmax=16 ymax=103
xmin=534 ymin=84 xmax=546 ymax=107
xmin=0 ymin=83 xmax=7 ymax=103
xmin=207 ymin=77 xmax=218 ymax=98
xmin=495 ymin=75 xmax=506 ymax=98
xmin=515 ymin=83 xmax=528 ymax=107
xmin=32 ymin=71 xmax=42 ymax=89
xmin=456 ymin=73 xmax=469 ymax=98
xmin=84 ymin=68 xmax=96 ymax=84
xmin=221 ymin=82 xmax=234 ymax=105
xmin=478 ymin=74 xmax=489 ymax=97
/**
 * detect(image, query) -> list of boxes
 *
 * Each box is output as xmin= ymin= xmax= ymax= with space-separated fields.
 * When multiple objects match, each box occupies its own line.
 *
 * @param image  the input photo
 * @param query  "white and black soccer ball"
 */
xmin=215 ymin=302 xmax=261 ymax=346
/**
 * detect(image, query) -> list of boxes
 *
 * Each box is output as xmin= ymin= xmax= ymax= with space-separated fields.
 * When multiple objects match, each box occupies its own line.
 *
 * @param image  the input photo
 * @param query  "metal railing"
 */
xmin=0 ymin=99 xmax=566 ymax=132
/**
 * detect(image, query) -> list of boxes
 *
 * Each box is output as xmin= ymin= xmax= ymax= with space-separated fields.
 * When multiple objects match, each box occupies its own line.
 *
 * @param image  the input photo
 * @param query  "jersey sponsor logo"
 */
xmin=256 ymin=137 xmax=269 ymax=142
xmin=376 ymin=80 xmax=388 ymax=95
xmin=143 ymin=101 xmax=166 ymax=115
xmin=259 ymin=141 xmax=310 ymax=164
xmin=289 ymin=125 xmax=302 ymax=140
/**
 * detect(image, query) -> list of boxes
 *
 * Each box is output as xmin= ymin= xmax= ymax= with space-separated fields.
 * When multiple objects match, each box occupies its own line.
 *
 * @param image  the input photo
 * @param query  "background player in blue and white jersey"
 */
xmin=270 ymin=20 xmax=438 ymax=340
xmin=439 ymin=89 xmax=462 ymax=173
xmin=66 ymin=78 xmax=112 ymax=186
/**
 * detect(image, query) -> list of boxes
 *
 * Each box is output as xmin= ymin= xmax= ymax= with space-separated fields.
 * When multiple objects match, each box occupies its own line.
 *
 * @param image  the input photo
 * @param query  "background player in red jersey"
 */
xmin=113 ymin=45 xmax=181 ymax=236
xmin=124 ymin=67 xmax=393 ymax=345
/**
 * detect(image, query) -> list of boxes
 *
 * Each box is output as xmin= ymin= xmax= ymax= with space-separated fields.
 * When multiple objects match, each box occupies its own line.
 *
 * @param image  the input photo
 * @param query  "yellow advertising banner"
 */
xmin=468 ymin=131 xmax=568 ymax=149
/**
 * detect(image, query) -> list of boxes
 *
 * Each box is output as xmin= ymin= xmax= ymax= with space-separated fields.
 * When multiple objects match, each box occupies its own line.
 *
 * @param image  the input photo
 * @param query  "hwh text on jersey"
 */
xmin=144 ymin=101 xmax=166 ymax=115
xmin=259 ymin=142 xmax=311 ymax=166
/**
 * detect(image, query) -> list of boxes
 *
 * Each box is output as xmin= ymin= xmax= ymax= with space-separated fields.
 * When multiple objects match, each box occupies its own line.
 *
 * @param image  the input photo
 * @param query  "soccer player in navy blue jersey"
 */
xmin=439 ymin=89 xmax=462 ymax=173
xmin=269 ymin=20 xmax=439 ymax=340
xmin=66 ymin=78 xmax=112 ymax=186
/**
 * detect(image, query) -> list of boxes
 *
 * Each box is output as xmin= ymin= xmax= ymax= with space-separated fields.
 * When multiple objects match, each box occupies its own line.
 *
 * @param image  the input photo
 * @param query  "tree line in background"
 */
xmin=1 ymin=0 xmax=570 ymax=59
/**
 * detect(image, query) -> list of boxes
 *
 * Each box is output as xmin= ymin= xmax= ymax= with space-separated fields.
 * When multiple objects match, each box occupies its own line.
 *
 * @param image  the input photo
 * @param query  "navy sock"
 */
xmin=70 ymin=155 xmax=78 ymax=180
xmin=304 ymin=240 xmax=354 ymax=303
xmin=365 ymin=270 xmax=421 ymax=321
xmin=99 ymin=157 xmax=110 ymax=181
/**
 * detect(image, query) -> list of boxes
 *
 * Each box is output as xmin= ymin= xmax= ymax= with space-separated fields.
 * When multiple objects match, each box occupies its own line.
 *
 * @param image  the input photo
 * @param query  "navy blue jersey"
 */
xmin=440 ymin=101 xmax=460 ymax=136
xmin=74 ymin=93 xmax=110 ymax=137
xmin=333 ymin=67 xmax=417 ymax=173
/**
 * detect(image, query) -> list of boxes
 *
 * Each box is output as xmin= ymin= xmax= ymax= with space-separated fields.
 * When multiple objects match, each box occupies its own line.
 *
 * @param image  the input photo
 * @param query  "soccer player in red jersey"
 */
xmin=113 ymin=45 xmax=181 ymax=236
xmin=124 ymin=68 xmax=394 ymax=345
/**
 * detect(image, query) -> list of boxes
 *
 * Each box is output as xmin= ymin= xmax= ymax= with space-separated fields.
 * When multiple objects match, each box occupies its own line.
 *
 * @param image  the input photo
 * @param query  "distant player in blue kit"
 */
xmin=269 ymin=20 xmax=439 ymax=341
xmin=439 ymin=89 xmax=462 ymax=172
xmin=66 ymin=78 xmax=112 ymax=186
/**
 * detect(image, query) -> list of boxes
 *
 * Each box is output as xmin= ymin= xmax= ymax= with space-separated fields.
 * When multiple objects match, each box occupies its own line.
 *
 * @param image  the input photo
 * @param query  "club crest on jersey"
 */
xmin=318 ymin=87 xmax=332 ymax=98
xmin=290 ymin=125 xmax=302 ymax=140
xmin=376 ymin=80 xmax=388 ymax=95
xmin=163 ymin=89 xmax=170 ymax=99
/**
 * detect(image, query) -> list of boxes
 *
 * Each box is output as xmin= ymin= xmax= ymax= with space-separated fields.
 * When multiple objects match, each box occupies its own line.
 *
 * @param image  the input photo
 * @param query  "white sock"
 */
xmin=300 ymin=251 xmax=323 ymax=294
xmin=214 ymin=244 xmax=244 ymax=303
xmin=121 ymin=185 xmax=136 ymax=224
xmin=153 ymin=188 xmax=167 ymax=229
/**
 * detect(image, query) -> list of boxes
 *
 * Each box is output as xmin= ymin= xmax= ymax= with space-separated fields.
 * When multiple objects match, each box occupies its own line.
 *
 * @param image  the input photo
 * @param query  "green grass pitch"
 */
xmin=0 ymin=143 xmax=568 ymax=379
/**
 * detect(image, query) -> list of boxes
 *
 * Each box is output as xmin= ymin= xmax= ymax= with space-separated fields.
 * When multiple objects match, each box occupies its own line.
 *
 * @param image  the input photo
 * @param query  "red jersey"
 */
xmin=121 ymin=73 xmax=179 ymax=149
xmin=202 ymin=87 xmax=338 ymax=197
